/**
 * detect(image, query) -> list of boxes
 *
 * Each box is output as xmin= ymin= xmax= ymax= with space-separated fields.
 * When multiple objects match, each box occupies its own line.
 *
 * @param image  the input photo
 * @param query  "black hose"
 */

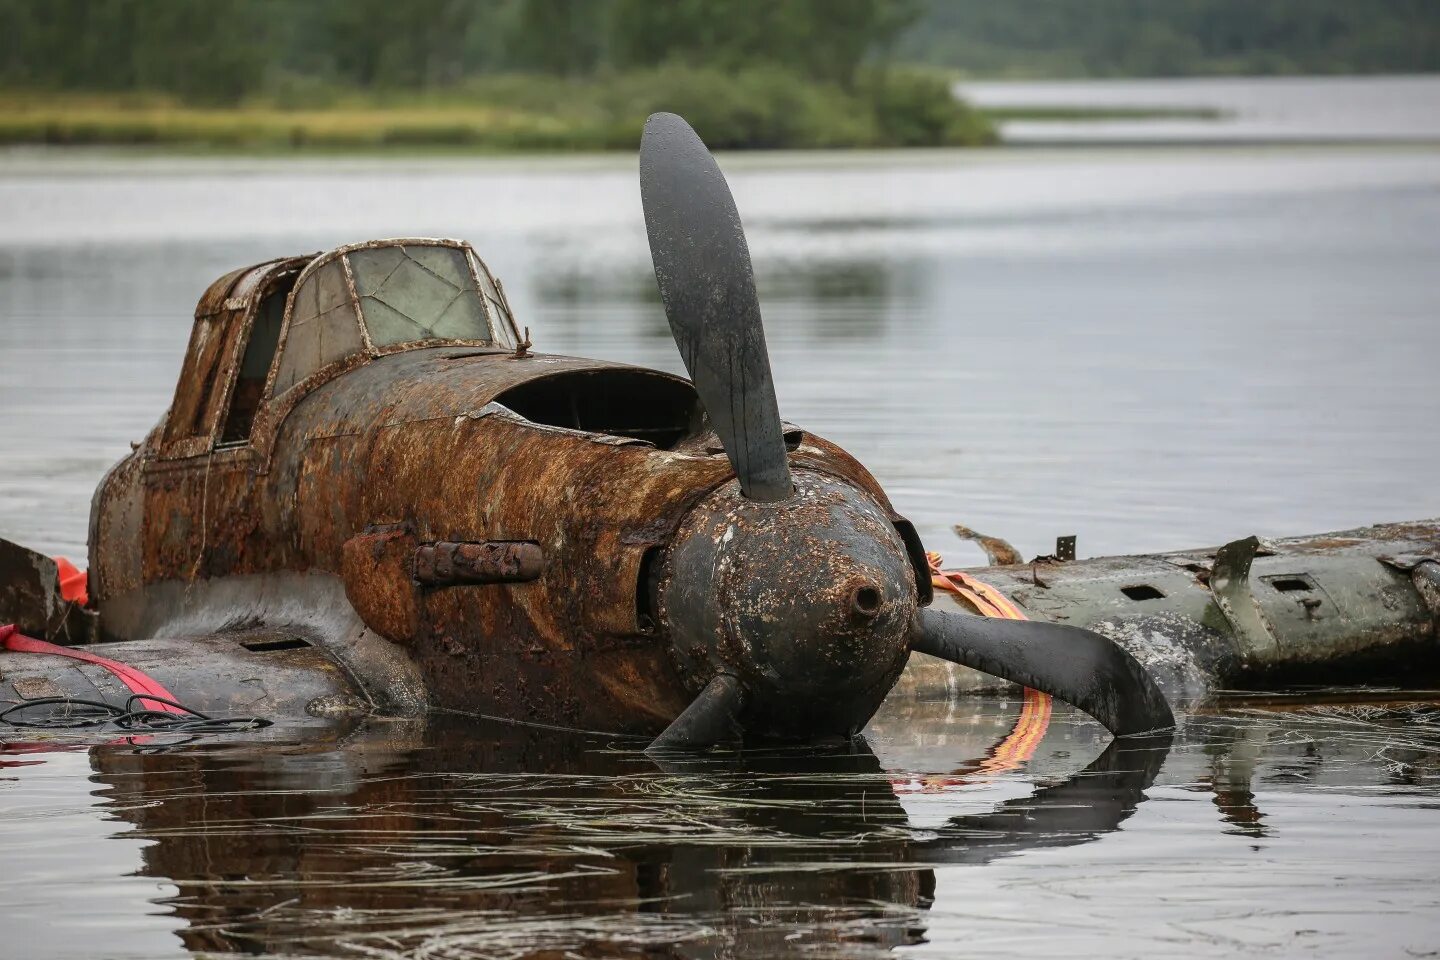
xmin=0 ymin=693 xmax=272 ymax=733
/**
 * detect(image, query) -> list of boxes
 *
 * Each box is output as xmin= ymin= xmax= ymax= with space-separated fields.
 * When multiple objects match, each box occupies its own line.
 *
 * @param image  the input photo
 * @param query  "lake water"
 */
xmin=960 ymin=74 xmax=1440 ymax=144
xmin=3 ymin=75 xmax=1440 ymax=958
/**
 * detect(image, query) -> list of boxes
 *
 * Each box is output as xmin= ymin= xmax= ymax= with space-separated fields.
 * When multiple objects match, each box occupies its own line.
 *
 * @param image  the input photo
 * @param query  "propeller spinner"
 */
xmin=638 ymin=113 xmax=1174 ymax=752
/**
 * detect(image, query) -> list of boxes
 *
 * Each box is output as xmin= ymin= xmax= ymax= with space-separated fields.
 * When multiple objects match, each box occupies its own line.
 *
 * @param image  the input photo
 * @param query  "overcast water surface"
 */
xmin=2 ymin=76 xmax=1439 ymax=958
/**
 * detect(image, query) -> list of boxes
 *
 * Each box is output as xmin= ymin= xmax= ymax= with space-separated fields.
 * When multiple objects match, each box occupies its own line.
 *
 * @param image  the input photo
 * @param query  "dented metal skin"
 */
xmin=61 ymin=243 xmax=927 ymax=738
xmin=914 ymin=519 xmax=1440 ymax=702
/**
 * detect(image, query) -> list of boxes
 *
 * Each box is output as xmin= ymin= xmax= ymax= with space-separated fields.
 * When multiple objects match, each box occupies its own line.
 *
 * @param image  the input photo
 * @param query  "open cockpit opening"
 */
xmin=222 ymin=271 xmax=301 ymax=444
xmin=493 ymin=369 xmax=701 ymax=449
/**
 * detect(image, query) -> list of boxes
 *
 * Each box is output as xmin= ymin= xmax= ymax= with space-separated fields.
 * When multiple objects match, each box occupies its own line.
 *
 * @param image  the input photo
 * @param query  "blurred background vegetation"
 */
xmin=900 ymin=0 xmax=1440 ymax=78
xmin=0 ymin=0 xmax=1435 ymax=151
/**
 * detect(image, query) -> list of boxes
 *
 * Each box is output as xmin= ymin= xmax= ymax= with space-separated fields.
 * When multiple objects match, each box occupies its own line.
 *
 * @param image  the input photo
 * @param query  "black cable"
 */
xmin=0 ymin=697 xmax=119 ymax=728
xmin=0 ymin=693 xmax=272 ymax=732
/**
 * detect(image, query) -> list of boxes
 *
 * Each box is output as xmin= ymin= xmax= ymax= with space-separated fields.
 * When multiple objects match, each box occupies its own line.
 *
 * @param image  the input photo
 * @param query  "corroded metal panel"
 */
xmin=953 ymin=519 xmax=1440 ymax=693
xmin=0 ymin=538 xmax=63 ymax=637
xmin=88 ymin=446 xmax=146 ymax=611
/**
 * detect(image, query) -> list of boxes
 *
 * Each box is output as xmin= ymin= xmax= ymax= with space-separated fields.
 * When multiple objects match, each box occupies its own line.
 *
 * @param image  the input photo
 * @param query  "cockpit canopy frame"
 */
xmin=266 ymin=238 xmax=519 ymax=402
xmin=159 ymin=238 xmax=519 ymax=462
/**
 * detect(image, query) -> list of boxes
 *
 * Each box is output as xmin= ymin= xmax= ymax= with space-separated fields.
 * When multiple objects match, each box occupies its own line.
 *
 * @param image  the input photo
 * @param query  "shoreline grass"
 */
xmin=0 ymin=68 xmax=999 ymax=153
xmin=0 ymin=100 xmax=1224 ymax=155
xmin=0 ymin=87 xmax=1228 ymax=155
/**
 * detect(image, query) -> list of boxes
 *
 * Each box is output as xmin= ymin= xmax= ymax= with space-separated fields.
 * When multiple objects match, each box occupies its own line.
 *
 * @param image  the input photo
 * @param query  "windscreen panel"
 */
xmin=349 ymin=244 xmax=498 ymax=347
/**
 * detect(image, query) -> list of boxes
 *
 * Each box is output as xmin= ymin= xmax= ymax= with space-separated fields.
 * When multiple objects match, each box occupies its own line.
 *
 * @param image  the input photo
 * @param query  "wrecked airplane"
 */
xmin=2 ymin=113 xmax=1432 ymax=748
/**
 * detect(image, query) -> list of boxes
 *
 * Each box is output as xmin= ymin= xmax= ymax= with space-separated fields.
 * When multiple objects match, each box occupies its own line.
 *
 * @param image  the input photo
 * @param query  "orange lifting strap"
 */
xmin=890 ymin=553 xmax=1052 ymax=791
xmin=927 ymin=550 xmax=1027 ymax=620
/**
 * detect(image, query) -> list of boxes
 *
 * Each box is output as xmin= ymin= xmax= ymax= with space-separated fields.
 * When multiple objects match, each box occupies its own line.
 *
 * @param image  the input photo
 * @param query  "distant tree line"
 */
xmin=898 ymin=0 xmax=1440 ymax=78
xmin=0 ymin=0 xmax=921 ymax=103
xmin=4 ymin=0 xmax=1433 ymax=105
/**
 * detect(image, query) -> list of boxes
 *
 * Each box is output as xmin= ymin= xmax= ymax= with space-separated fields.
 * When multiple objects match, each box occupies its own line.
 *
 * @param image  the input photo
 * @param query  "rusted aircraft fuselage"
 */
xmin=83 ymin=238 xmax=925 ymax=735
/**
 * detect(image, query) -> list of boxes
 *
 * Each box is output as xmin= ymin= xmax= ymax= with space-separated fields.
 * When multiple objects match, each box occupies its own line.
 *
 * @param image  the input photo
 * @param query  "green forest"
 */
xmin=898 ymin=0 xmax=1440 ymax=78
xmin=0 ymin=0 xmax=1435 ymax=152
xmin=0 ymin=0 xmax=993 ymax=150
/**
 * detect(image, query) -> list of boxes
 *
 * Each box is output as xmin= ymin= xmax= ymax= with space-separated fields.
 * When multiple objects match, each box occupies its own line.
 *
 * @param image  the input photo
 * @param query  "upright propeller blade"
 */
xmin=639 ymin=112 xmax=793 ymax=502
xmin=910 ymin=608 xmax=1175 ymax=737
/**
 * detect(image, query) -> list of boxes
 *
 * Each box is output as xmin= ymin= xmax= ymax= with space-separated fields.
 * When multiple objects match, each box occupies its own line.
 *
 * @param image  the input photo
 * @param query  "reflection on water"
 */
xmin=5 ymin=699 xmax=1440 ymax=959
xmin=961 ymin=74 xmax=1440 ymax=144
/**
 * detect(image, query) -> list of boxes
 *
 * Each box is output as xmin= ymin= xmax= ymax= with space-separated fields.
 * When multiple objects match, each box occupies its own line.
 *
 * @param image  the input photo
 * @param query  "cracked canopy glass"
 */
xmin=348 ymin=243 xmax=515 ymax=349
xmin=271 ymin=257 xmax=364 ymax=395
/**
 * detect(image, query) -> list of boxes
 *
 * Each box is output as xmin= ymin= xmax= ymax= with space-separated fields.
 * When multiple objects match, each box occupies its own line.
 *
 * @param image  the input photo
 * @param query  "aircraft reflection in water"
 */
xmin=63 ymin=690 xmax=1440 ymax=958
xmin=77 ymin=697 xmax=1167 ymax=959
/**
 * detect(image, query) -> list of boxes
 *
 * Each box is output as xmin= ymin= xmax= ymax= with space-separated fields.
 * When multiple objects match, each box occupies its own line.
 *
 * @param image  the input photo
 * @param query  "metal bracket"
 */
xmin=1209 ymin=535 xmax=1281 ymax=661
xmin=1056 ymin=535 xmax=1077 ymax=562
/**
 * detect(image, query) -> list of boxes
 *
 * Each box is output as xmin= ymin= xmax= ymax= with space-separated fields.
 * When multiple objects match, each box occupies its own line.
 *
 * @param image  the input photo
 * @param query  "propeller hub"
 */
xmin=657 ymin=472 xmax=917 ymax=740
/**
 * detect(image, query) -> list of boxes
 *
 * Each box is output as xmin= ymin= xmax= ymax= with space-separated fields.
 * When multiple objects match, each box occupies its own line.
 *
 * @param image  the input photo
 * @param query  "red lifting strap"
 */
xmin=0 ymin=623 xmax=186 ymax=714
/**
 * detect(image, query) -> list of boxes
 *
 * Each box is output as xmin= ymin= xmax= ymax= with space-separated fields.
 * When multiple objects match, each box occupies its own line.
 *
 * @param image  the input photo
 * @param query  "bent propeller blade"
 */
xmin=646 ymin=673 xmax=747 ymax=753
xmin=910 ymin=608 xmax=1175 ymax=737
xmin=639 ymin=112 xmax=793 ymax=502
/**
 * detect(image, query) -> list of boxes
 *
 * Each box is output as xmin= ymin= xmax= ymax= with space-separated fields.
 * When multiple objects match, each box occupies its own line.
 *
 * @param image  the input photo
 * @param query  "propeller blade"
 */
xmin=639 ymin=112 xmax=792 ymax=502
xmin=646 ymin=673 xmax=748 ymax=753
xmin=910 ymin=608 xmax=1175 ymax=736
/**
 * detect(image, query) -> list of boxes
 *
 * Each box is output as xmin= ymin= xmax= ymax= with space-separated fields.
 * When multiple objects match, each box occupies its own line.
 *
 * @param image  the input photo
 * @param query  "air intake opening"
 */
xmin=241 ymin=636 xmax=311 ymax=653
xmin=494 ymin=369 xmax=702 ymax=449
xmin=1269 ymin=577 xmax=1313 ymax=593
xmin=635 ymin=545 xmax=664 ymax=634
xmin=1121 ymin=584 xmax=1165 ymax=601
